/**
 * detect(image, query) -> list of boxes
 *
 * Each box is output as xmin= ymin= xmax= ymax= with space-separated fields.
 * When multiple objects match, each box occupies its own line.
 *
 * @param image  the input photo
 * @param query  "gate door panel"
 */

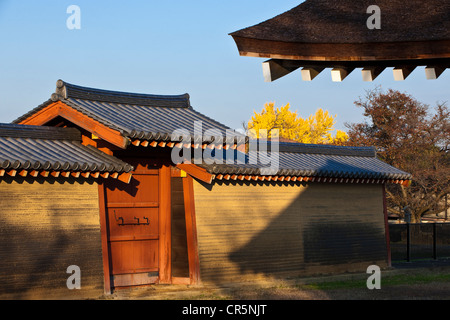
xmin=104 ymin=159 xmax=160 ymax=287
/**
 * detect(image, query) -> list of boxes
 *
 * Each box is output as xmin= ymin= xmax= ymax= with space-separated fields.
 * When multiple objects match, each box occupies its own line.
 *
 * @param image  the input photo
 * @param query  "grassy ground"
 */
xmin=106 ymin=261 xmax=450 ymax=300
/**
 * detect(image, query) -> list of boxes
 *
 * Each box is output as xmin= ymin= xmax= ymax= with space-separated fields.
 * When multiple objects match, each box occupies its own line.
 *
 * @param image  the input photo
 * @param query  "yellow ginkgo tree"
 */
xmin=247 ymin=102 xmax=348 ymax=145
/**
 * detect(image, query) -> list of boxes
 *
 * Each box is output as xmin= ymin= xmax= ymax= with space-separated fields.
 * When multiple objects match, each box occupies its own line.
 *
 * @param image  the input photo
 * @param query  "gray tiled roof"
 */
xmin=0 ymin=123 xmax=133 ymax=173
xmin=10 ymin=80 xmax=411 ymax=181
xmin=13 ymin=80 xmax=246 ymax=144
xmin=197 ymin=142 xmax=412 ymax=180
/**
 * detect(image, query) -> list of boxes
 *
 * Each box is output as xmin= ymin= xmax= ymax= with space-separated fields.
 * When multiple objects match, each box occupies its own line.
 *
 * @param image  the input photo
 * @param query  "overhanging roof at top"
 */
xmin=230 ymin=0 xmax=450 ymax=82
xmin=14 ymin=80 xmax=246 ymax=149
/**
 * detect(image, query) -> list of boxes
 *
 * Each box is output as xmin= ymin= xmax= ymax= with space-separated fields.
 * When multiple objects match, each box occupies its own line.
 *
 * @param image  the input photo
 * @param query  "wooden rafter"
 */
xmin=301 ymin=67 xmax=324 ymax=81
xmin=232 ymin=36 xmax=450 ymax=62
xmin=256 ymin=58 xmax=449 ymax=82
xmin=331 ymin=67 xmax=354 ymax=82
xmin=176 ymin=163 xmax=213 ymax=184
xmin=262 ymin=59 xmax=300 ymax=82
xmin=132 ymin=139 xmax=243 ymax=151
xmin=0 ymin=168 xmax=132 ymax=183
xmin=17 ymin=101 xmax=128 ymax=149
xmin=393 ymin=65 xmax=416 ymax=81
xmin=425 ymin=66 xmax=446 ymax=80
xmin=362 ymin=66 xmax=385 ymax=82
xmin=211 ymin=173 xmax=411 ymax=186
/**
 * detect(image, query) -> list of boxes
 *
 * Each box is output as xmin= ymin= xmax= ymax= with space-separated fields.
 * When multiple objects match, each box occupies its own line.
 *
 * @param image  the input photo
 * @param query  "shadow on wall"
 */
xmin=196 ymin=178 xmax=388 ymax=284
xmin=0 ymin=179 xmax=105 ymax=299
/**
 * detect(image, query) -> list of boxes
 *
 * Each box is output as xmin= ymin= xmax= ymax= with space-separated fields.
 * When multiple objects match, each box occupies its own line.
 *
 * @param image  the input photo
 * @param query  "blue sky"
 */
xmin=0 ymin=1 xmax=448 ymax=133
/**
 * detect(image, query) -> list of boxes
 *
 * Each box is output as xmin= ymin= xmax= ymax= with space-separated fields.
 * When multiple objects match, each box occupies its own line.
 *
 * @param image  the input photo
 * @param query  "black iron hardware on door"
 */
xmin=114 ymin=210 xmax=150 ymax=226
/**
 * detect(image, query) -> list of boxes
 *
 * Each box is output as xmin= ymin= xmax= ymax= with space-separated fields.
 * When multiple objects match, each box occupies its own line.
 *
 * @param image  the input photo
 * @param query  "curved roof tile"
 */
xmin=13 ymin=80 xmax=246 ymax=144
xmin=0 ymin=123 xmax=133 ymax=174
xmin=197 ymin=142 xmax=412 ymax=181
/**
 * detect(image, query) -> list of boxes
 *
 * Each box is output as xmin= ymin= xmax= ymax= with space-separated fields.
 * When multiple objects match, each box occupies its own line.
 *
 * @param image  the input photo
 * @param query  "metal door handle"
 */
xmin=114 ymin=210 xmax=150 ymax=226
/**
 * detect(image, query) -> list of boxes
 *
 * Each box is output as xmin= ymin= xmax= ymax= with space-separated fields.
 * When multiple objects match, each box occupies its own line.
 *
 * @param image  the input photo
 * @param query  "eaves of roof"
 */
xmin=230 ymin=0 xmax=450 ymax=71
xmin=193 ymin=143 xmax=412 ymax=185
xmin=0 ymin=123 xmax=133 ymax=183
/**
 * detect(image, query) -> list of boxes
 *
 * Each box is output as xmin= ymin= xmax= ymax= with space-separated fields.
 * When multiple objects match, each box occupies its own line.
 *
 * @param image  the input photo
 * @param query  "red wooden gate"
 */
xmin=103 ymin=159 xmax=162 ymax=287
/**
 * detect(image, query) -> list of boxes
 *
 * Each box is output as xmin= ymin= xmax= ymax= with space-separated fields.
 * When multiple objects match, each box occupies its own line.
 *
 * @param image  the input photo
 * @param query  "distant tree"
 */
xmin=247 ymin=102 xmax=348 ymax=144
xmin=345 ymin=88 xmax=450 ymax=223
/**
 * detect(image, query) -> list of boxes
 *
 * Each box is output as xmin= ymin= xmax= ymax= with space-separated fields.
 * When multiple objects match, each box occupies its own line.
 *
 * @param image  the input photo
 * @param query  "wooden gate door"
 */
xmin=103 ymin=159 xmax=161 ymax=287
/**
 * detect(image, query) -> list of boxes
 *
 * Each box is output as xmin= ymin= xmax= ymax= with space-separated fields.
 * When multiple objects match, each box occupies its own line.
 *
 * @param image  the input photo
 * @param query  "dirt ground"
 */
xmin=106 ymin=282 xmax=450 ymax=300
xmin=102 ymin=261 xmax=450 ymax=300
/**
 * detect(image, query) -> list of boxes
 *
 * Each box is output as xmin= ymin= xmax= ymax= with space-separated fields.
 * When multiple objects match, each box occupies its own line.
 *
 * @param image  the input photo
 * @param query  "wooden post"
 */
xmin=382 ymin=184 xmax=392 ymax=267
xmin=406 ymin=222 xmax=411 ymax=262
xmin=183 ymin=175 xmax=200 ymax=285
xmin=433 ymin=223 xmax=437 ymax=260
xmin=97 ymin=183 xmax=112 ymax=294
xmin=159 ymin=164 xmax=172 ymax=284
xmin=445 ymin=194 xmax=448 ymax=221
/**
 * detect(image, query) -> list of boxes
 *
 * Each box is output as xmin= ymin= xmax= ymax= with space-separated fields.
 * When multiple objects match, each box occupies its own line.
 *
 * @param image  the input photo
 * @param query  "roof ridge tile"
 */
xmin=54 ymin=80 xmax=191 ymax=108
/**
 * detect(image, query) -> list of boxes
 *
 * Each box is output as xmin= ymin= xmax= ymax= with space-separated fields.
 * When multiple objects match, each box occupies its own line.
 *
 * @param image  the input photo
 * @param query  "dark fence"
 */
xmin=389 ymin=223 xmax=450 ymax=262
